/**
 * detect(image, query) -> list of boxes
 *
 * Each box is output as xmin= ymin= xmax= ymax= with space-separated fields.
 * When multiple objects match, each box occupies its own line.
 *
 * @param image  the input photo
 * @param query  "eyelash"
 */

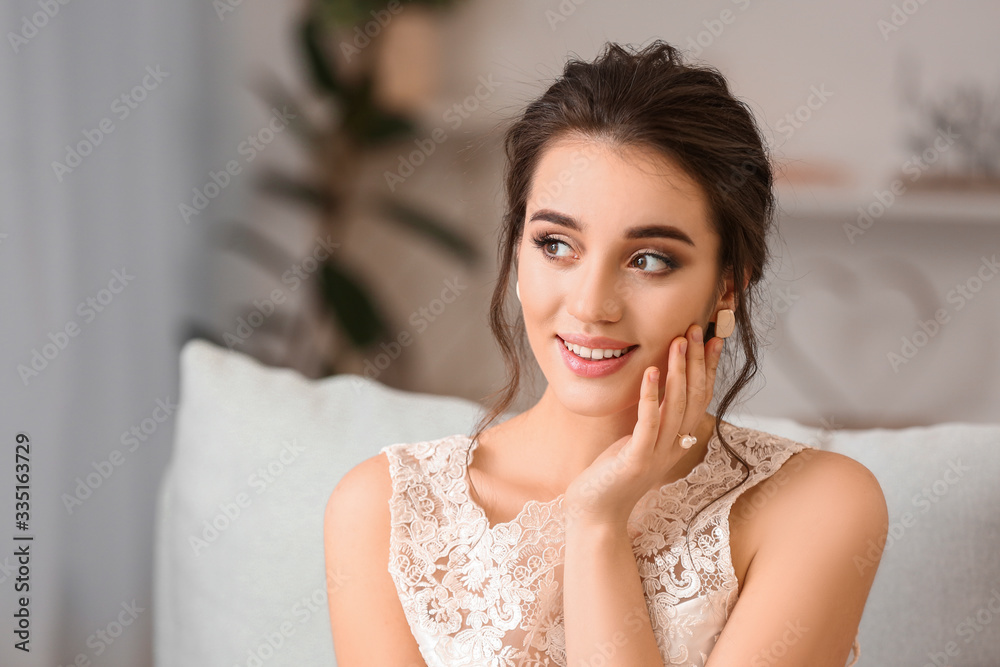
xmin=529 ymin=233 xmax=679 ymax=273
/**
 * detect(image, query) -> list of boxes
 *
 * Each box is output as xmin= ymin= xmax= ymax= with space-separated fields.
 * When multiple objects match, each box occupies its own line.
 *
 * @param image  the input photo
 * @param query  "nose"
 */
xmin=565 ymin=259 xmax=623 ymax=323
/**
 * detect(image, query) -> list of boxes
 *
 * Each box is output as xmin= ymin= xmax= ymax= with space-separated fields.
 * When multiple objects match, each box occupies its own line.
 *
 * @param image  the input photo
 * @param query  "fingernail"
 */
xmin=650 ymin=367 xmax=659 ymax=381
xmin=693 ymin=326 xmax=703 ymax=343
xmin=680 ymin=339 xmax=688 ymax=355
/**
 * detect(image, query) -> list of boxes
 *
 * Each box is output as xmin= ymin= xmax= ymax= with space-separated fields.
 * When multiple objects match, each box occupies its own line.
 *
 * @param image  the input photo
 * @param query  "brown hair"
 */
xmin=466 ymin=40 xmax=777 ymax=554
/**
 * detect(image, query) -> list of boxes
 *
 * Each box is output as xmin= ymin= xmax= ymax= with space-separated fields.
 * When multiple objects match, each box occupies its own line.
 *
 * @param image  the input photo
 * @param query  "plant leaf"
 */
xmin=377 ymin=197 xmax=480 ymax=265
xmin=340 ymin=72 xmax=416 ymax=145
xmin=318 ymin=0 xmax=466 ymax=23
xmin=359 ymin=109 xmax=417 ymax=145
xmin=256 ymin=169 xmax=337 ymax=214
xmin=319 ymin=260 xmax=391 ymax=348
xmin=299 ymin=12 xmax=343 ymax=96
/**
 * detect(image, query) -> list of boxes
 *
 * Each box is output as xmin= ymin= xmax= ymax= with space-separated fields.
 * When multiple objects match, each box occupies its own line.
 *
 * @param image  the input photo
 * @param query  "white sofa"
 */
xmin=154 ymin=338 xmax=1000 ymax=666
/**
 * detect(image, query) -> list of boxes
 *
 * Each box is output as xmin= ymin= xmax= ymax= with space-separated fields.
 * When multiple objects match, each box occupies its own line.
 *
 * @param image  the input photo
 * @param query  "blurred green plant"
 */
xmin=194 ymin=0 xmax=479 ymax=375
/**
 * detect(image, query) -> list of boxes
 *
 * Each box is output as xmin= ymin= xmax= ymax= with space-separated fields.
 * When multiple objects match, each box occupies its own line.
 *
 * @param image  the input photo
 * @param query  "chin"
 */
xmin=549 ymin=377 xmax=636 ymax=417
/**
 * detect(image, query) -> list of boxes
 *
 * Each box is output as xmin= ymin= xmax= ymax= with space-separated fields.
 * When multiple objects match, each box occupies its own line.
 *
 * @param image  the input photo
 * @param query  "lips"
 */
xmin=557 ymin=333 xmax=636 ymax=349
xmin=555 ymin=334 xmax=639 ymax=378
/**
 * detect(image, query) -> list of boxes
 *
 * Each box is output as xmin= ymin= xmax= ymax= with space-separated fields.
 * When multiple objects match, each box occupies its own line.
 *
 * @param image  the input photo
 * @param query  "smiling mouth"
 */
xmin=557 ymin=335 xmax=639 ymax=360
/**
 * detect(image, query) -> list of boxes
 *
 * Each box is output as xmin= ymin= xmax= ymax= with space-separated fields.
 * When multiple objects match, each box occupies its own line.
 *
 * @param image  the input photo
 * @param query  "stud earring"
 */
xmin=713 ymin=308 xmax=735 ymax=338
xmin=515 ymin=281 xmax=521 ymax=303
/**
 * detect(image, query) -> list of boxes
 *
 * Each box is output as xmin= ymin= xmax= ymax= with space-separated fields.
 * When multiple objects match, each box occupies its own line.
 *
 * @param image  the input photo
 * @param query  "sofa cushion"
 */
xmin=154 ymin=339 xmax=492 ymax=666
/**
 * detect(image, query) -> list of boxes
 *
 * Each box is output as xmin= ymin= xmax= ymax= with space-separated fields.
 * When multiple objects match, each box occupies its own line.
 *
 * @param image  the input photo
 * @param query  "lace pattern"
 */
xmin=381 ymin=422 xmax=861 ymax=666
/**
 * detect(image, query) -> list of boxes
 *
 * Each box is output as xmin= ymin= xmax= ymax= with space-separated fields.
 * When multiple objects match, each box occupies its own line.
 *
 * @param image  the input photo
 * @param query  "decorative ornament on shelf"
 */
xmin=895 ymin=54 xmax=1000 ymax=193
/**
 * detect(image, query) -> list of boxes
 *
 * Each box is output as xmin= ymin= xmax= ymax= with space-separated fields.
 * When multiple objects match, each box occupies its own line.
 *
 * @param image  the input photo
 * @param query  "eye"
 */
xmin=631 ymin=252 xmax=678 ymax=273
xmin=530 ymin=233 xmax=574 ymax=260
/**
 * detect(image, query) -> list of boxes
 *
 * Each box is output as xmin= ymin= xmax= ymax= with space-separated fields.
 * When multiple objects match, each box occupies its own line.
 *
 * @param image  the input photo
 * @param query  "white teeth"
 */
xmin=562 ymin=338 xmax=633 ymax=360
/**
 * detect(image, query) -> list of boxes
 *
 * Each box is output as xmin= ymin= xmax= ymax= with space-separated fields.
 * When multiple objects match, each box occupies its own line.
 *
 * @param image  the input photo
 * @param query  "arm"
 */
xmin=324 ymin=453 xmax=428 ymax=667
xmin=705 ymin=450 xmax=889 ymax=667
xmin=563 ymin=520 xmax=665 ymax=666
xmin=561 ymin=333 xmax=720 ymax=666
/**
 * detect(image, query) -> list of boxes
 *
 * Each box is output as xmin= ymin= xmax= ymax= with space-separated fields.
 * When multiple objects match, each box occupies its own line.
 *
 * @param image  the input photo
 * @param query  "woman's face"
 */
xmin=516 ymin=135 xmax=729 ymax=416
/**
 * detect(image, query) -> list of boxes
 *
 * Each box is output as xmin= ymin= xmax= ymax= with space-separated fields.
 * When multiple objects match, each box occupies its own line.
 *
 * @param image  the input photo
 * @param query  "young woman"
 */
xmin=324 ymin=40 xmax=888 ymax=667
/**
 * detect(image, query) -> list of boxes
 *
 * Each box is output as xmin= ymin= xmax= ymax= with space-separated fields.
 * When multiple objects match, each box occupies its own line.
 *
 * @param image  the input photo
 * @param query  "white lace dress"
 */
xmin=381 ymin=421 xmax=861 ymax=666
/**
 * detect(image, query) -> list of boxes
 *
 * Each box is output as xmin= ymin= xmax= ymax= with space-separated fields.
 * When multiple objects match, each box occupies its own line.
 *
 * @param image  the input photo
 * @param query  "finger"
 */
xmin=658 ymin=337 xmax=687 ymax=454
xmin=631 ymin=365 xmax=661 ymax=459
xmin=680 ymin=323 xmax=707 ymax=437
xmin=705 ymin=335 xmax=724 ymax=405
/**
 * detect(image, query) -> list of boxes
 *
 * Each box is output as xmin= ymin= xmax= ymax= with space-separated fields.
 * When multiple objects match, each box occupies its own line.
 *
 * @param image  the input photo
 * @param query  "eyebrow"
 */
xmin=527 ymin=208 xmax=696 ymax=247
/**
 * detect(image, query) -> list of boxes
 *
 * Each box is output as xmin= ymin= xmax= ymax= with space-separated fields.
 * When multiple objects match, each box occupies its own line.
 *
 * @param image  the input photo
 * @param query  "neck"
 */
xmin=504 ymin=386 xmax=720 ymax=496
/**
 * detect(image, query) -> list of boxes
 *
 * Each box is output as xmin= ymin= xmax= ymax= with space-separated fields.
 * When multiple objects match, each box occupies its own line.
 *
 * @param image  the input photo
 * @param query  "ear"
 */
xmin=713 ymin=266 xmax=750 ymax=313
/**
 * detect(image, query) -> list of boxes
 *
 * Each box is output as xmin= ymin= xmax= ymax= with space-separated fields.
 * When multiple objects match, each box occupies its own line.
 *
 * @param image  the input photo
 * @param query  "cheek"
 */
xmin=634 ymin=293 xmax=705 ymax=359
xmin=519 ymin=260 xmax=562 ymax=310
xmin=521 ymin=288 xmax=560 ymax=334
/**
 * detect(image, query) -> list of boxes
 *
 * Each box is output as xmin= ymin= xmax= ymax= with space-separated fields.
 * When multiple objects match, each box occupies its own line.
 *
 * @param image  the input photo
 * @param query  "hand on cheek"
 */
xmin=563 ymin=324 xmax=724 ymax=529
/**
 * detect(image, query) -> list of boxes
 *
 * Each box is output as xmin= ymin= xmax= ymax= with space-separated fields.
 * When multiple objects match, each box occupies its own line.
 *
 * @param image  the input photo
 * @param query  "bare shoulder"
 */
xmin=323 ymin=451 xmax=394 ymax=597
xmin=780 ymin=446 xmax=886 ymax=508
xmin=326 ymin=451 xmax=393 ymax=517
xmin=324 ymin=450 xmax=427 ymax=666
xmin=753 ymin=444 xmax=889 ymax=551
xmin=729 ymin=441 xmax=887 ymax=581
xmin=707 ymin=444 xmax=889 ymax=665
